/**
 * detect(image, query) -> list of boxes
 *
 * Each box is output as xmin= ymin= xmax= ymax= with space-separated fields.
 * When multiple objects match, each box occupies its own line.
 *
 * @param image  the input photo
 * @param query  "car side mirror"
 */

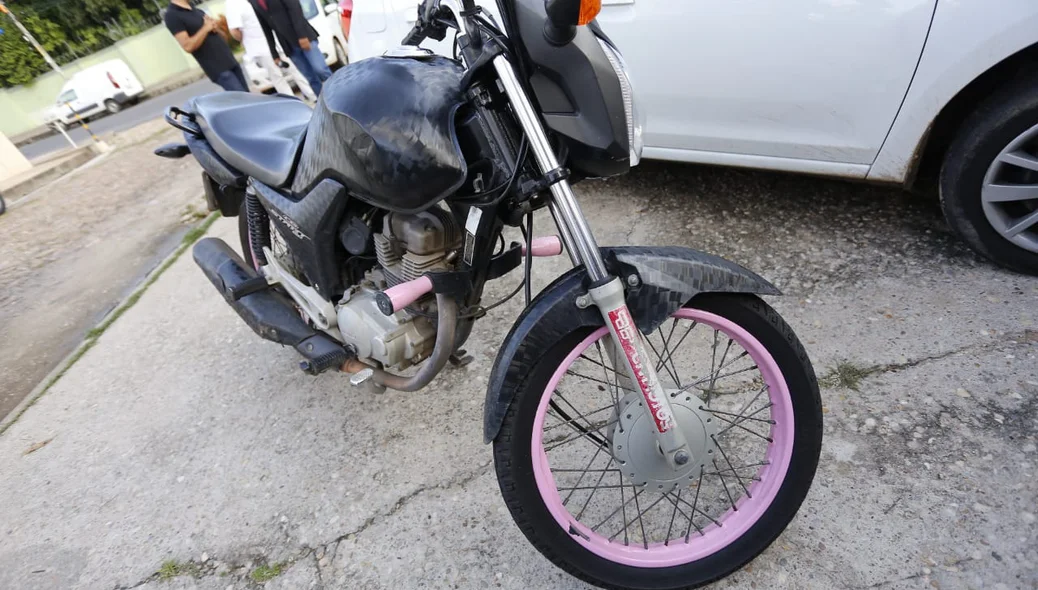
xmin=543 ymin=0 xmax=599 ymax=45
xmin=324 ymin=3 xmax=338 ymax=15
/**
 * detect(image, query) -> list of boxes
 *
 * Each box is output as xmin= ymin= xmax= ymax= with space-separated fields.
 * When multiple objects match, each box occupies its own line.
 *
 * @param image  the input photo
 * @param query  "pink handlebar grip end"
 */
xmin=379 ymin=275 xmax=434 ymax=315
xmin=522 ymin=236 xmax=563 ymax=257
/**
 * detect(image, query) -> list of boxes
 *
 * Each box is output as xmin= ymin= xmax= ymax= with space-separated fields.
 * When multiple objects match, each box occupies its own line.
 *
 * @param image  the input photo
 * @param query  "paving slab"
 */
xmin=0 ymin=162 xmax=1035 ymax=590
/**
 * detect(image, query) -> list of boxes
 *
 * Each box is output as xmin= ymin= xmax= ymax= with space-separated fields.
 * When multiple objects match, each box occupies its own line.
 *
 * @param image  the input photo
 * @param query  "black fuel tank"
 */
xmin=291 ymin=55 xmax=469 ymax=213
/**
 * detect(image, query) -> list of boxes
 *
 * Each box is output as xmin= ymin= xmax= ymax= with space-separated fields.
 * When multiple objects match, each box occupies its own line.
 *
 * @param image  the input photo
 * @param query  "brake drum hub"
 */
xmin=611 ymin=390 xmax=718 ymax=494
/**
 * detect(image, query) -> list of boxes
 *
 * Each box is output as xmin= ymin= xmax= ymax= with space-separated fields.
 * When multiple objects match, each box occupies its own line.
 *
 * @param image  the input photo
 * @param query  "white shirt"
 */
xmin=225 ymin=0 xmax=276 ymax=61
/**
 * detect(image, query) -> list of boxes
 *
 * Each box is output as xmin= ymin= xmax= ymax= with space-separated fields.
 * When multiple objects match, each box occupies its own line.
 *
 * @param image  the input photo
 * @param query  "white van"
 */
xmin=243 ymin=0 xmax=350 ymax=92
xmin=47 ymin=60 xmax=144 ymax=129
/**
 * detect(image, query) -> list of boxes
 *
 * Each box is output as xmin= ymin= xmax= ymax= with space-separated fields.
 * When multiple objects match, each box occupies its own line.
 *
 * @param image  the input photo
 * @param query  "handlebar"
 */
xmin=402 ymin=23 xmax=425 ymax=45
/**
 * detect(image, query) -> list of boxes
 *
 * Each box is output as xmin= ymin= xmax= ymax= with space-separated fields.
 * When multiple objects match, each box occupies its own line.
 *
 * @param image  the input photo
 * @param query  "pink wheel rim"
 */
xmin=531 ymin=308 xmax=795 ymax=568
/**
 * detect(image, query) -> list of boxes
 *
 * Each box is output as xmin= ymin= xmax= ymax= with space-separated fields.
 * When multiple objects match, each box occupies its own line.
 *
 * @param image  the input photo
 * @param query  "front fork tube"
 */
xmin=491 ymin=55 xmax=692 ymax=470
xmin=588 ymin=279 xmax=693 ymax=470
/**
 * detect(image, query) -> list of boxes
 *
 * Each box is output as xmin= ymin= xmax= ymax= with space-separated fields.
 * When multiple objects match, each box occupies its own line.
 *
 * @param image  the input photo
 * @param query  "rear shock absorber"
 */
xmin=245 ymin=190 xmax=271 ymax=267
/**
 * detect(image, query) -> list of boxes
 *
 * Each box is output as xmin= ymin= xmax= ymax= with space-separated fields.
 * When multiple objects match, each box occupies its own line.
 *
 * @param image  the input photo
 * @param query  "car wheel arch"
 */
xmin=906 ymin=41 xmax=1038 ymax=191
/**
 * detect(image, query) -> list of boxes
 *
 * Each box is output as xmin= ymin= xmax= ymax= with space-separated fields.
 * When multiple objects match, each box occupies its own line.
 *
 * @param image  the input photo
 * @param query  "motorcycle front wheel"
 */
xmin=493 ymin=294 xmax=822 ymax=590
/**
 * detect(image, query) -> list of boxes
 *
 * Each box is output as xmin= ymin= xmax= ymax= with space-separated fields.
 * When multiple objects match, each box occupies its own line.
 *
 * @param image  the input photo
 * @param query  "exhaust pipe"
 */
xmin=192 ymin=237 xmax=349 ymax=375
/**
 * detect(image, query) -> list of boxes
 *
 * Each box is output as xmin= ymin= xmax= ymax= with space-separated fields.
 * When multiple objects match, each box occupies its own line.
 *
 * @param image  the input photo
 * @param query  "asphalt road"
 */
xmin=17 ymin=78 xmax=222 ymax=161
xmin=0 ymin=160 xmax=1034 ymax=589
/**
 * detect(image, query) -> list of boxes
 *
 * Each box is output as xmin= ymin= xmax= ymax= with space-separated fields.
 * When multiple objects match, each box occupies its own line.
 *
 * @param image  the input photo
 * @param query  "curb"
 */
xmin=0 ymin=212 xmax=220 ymax=436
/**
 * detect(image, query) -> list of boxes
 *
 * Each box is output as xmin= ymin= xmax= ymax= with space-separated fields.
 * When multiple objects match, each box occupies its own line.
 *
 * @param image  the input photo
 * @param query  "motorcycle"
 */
xmin=157 ymin=0 xmax=822 ymax=587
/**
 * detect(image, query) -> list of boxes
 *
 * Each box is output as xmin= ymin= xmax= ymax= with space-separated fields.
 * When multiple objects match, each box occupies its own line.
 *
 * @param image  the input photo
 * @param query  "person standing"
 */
xmin=248 ymin=0 xmax=332 ymax=96
xmin=225 ymin=0 xmax=317 ymax=101
xmin=164 ymin=0 xmax=248 ymax=92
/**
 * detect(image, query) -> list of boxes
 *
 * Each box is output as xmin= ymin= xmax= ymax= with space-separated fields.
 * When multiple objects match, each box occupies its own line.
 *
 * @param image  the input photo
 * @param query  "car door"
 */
xmin=596 ymin=0 xmax=937 ymax=171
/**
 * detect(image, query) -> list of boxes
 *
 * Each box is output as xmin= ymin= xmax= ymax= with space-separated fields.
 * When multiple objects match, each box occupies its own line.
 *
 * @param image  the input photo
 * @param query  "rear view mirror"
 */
xmin=543 ymin=0 xmax=600 ymax=45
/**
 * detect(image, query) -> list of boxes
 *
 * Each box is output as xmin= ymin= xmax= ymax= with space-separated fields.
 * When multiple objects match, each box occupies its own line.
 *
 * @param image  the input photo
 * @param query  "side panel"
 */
xmin=483 ymin=246 xmax=780 ymax=443
xmin=253 ymin=178 xmax=349 ymax=300
xmin=596 ymin=0 xmax=935 ymax=166
xmin=869 ymin=0 xmax=1038 ymax=183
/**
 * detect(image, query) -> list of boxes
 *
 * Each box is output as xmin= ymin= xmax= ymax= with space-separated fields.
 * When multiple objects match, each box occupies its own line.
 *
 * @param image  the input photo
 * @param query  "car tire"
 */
xmin=333 ymin=39 xmax=348 ymax=70
xmin=104 ymin=99 xmax=123 ymax=114
xmin=940 ymin=75 xmax=1038 ymax=275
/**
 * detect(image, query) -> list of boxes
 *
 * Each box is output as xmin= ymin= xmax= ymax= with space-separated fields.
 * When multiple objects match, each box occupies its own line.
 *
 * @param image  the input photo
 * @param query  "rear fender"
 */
xmin=482 ymin=246 xmax=780 ymax=443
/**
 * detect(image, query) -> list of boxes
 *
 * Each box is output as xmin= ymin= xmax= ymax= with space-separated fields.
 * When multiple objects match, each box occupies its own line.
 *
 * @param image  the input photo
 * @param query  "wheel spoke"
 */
xmin=664 ymin=487 xmax=682 ymax=544
xmin=631 ymin=482 xmax=649 ymax=549
xmin=711 ymin=409 xmax=774 ymax=442
xmin=590 ymin=476 xmax=639 ymax=534
xmin=565 ymin=370 xmax=637 ymax=394
xmin=594 ymin=340 xmax=623 ymax=413
xmin=609 ymin=490 xmax=669 ymax=546
xmin=575 ymin=466 xmax=616 ymax=521
xmin=706 ymin=338 xmax=735 ymax=406
xmin=543 ymin=416 xmax=618 ymax=452
xmin=655 ymin=321 xmax=697 ymax=376
xmin=655 ymin=319 xmax=679 ymax=374
xmin=712 ymin=435 xmax=752 ymax=499
xmin=543 ymin=402 xmax=617 ymax=433
xmin=983 ymin=182 xmax=1038 ymax=203
xmin=1004 ymin=208 xmax=1038 ymax=237
xmin=702 ymin=406 xmax=775 ymax=425
xmin=549 ymin=398 xmax=609 ymax=448
xmin=672 ymin=361 xmax=756 ymax=397
xmin=561 ymin=434 xmax=611 ymax=505
xmin=713 ymin=458 xmax=738 ymax=512
xmin=998 ymin=150 xmax=1038 ymax=173
xmin=656 ymin=325 xmax=682 ymax=387
xmin=646 ymin=336 xmax=681 ymax=386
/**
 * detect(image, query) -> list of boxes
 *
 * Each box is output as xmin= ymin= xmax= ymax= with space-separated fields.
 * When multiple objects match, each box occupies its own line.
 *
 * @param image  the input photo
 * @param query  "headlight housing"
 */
xmin=597 ymin=38 xmax=644 ymax=166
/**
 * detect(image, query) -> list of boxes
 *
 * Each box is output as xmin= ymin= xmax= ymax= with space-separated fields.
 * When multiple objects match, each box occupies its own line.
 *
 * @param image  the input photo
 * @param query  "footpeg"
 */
xmin=297 ymin=335 xmax=351 ymax=376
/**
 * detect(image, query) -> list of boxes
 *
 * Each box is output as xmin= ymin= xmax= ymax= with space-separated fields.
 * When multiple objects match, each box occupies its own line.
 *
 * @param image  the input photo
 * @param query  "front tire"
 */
xmin=493 ymin=294 xmax=822 ymax=590
xmin=940 ymin=76 xmax=1038 ymax=275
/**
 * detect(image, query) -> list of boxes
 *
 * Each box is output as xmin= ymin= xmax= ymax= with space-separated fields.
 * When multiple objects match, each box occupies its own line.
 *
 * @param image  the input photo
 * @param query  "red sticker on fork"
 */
xmin=607 ymin=307 xmax=674 ymax=433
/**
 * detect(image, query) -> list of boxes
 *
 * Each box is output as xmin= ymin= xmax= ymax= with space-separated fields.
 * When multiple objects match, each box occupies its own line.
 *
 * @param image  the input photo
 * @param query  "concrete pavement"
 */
xmin=0 ymin=162 xmax=1035 ymax=589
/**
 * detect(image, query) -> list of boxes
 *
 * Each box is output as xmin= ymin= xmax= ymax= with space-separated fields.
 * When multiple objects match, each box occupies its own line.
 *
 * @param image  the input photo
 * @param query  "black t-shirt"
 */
xmin=164 ymin=3 xmax=238 ymax=81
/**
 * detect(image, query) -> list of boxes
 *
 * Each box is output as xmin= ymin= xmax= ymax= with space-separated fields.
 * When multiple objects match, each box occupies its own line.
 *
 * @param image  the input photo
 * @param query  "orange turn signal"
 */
xmin=577 ymin=0 xmax=601 ymax=25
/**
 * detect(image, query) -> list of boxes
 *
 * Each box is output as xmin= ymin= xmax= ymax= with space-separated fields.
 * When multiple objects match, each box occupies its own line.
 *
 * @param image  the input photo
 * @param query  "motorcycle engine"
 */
xmin=336 ymin=208 xmax=461 ymax=370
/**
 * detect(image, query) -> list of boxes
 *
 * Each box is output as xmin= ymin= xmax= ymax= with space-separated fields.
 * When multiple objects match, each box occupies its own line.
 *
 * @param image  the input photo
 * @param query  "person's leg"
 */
xmin=290 ymin=46 xmax=323 ymax=96
xmin=214 ymin=67 xmax=248 ymax=92
xmin=286 ymin=60 xmax=318 ymax=102
xmin=231 ymin=65 xmax=249 ymax=92
xmin=303 ymin=42 xmax=333 ymax=83
xmin=258 ymin=55 xmax=294 ymax=96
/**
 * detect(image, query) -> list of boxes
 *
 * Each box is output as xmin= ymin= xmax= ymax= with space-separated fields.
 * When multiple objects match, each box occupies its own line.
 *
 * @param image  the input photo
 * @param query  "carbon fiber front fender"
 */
xmin=482 ymin=246 xmax=780 ymax=443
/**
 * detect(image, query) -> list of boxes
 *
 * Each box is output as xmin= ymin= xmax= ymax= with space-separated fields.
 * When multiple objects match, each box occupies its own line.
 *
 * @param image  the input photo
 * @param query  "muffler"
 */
xmin=192 ymin=238 xmax=350 ymax=375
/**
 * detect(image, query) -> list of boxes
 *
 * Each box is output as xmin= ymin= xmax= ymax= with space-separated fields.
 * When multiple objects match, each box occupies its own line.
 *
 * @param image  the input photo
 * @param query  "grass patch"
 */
xmin=158 ymin=559 xmax=198 ymax=580
xmin=0 ymin=212 xmax=220 ymax=437
xmin=820 ymin=361 xmax=873 ymax=391
xmin=250 ymin=562 xmax=287 ymax=583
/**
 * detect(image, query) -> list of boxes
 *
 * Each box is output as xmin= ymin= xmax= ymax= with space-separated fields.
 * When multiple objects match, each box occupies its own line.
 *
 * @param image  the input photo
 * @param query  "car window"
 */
xmin=57 ymin=89 xmax=77 ymax=103
xmin=300 ymin=0 xmax=319 ymax=19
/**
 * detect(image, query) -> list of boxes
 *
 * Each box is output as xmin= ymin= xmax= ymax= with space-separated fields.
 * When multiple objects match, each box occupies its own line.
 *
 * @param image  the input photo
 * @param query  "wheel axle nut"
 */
xmin=673 ymin=450 xmax=691 ymax=466
xmin=627 ymin=274 xmax=640 ymax=287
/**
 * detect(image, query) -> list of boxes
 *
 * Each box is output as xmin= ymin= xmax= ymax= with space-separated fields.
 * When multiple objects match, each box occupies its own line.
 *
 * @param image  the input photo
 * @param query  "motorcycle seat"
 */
xmin=184 ymin=92 xmax=312 ymax=188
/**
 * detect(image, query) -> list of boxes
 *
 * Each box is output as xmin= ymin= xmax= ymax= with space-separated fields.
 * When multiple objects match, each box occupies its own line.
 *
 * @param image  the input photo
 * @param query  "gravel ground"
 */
xmin=0 ymin=121 xmax=204 ymax=418
xmin=0 ymin=160 xmax=1035 ymax=590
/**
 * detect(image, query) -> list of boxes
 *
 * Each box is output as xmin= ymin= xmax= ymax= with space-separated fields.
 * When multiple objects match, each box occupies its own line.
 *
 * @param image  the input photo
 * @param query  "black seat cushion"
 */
xmin=185 ymin=92 xmax=312 ymax=188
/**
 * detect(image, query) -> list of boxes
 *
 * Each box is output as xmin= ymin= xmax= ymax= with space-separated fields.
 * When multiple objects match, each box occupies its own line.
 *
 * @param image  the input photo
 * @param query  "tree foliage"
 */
xmin=0 ymin=0 xmax=164 ymax=88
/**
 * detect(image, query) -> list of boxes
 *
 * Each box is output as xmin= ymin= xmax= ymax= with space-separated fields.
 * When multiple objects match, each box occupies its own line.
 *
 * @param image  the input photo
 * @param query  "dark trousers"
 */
xmin=214 ymin=65 xmax=249 ymax=92
xmin=289 ymin=43 xmax=332 ymax=96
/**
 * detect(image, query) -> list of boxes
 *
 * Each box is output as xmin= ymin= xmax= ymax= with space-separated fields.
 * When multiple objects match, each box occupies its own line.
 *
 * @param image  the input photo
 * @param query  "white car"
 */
xmin=349 ymin=0 xmax=1038 ymax=274
xmin=46 ymin=60 xmax=143 ymax=129
xmin=243 ymin=0 xmax=350 ymax=92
